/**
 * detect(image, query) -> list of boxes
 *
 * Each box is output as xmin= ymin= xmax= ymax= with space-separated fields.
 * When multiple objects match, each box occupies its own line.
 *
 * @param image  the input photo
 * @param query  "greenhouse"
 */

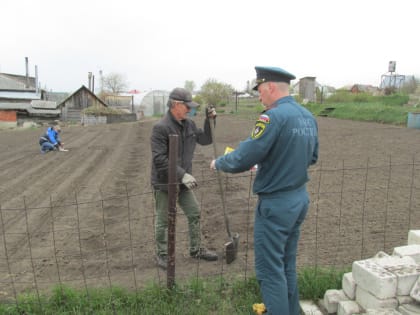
xmin=132 ymin=90 xmax=170 ymax=117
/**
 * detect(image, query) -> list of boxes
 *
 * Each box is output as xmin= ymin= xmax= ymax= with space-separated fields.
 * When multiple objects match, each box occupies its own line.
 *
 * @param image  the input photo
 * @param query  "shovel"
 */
xmin=209 ymin=116 xmax=239 ymax=264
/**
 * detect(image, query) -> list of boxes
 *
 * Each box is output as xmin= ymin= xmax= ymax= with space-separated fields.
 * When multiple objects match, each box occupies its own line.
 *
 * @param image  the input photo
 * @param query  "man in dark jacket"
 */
xmin=151 ymin=87 xmax=218 ymax=269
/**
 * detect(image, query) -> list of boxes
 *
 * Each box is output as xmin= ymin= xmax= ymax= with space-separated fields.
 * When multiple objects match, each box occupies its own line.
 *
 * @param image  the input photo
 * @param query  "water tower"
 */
xmin=388 ymin=61 xmax=396 ymax=73
xmin=380 ymin=61 xmax=405 ymax=91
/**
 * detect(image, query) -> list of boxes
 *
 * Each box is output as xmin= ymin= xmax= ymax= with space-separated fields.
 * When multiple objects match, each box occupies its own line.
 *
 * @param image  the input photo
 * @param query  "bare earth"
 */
xmin=1 ymin=115 xmax=420 ymax=295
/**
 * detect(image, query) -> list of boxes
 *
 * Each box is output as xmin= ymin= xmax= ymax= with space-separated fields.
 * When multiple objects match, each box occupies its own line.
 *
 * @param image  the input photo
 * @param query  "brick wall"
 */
xmin=0 ymin=111 xmax=17 ymax=122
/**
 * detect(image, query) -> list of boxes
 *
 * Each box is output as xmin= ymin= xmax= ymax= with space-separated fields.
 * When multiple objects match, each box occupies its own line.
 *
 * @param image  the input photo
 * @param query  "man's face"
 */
xmin=172 ymin=101 xmax=191 ymax=120
xmin=257 ymin=82 xmax=271 ymax=107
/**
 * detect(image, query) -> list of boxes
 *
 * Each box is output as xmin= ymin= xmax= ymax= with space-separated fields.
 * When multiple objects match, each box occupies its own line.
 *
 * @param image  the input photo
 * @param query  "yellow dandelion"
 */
xmin=252 ymin=302 xmax=266 ymax=315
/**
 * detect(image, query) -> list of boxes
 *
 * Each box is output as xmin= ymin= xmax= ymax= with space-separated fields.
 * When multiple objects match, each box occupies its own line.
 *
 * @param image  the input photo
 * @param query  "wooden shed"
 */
xmin=59 ymin=85 xmax=108 ymax=122
xmin=299 ymin=77 xmax=316 ymax=102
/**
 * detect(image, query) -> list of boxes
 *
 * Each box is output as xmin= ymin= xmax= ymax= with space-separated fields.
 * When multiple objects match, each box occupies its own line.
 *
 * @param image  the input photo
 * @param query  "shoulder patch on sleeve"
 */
xmin=251 ymin=114 xmax=270 ymax=139
xmin=251 ymin=121 xmax=267 ymax=139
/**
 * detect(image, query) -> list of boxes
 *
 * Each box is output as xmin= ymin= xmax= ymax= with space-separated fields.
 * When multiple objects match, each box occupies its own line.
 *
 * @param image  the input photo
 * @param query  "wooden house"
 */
xmin=59 ymin=85 xmax=108 ymax=122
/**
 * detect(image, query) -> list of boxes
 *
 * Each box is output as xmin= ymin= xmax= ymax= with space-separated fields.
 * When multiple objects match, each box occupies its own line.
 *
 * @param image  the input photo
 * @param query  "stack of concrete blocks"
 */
xmin=321 ymin=230 xmax=420 ymax=315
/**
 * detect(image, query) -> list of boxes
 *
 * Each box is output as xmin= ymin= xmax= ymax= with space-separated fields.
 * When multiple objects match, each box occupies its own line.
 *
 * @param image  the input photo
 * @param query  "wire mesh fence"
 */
xmin=1 ymin=155 xmax=420 ymax=308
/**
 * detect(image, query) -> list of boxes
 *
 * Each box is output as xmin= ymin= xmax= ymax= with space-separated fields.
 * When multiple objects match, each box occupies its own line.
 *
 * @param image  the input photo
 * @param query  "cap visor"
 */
xmin=186 ymin=101 xmax=199 ymax=108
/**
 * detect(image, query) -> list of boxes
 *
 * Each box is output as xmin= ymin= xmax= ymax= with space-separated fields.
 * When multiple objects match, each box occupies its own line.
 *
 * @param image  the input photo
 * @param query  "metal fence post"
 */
xmin=167 ymin=134 xmax=178 ymax=289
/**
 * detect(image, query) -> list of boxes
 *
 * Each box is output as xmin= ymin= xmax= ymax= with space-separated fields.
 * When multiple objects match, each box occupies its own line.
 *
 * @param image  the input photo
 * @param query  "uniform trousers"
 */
xmin=254 ymin=185 xmax=309 ymax=315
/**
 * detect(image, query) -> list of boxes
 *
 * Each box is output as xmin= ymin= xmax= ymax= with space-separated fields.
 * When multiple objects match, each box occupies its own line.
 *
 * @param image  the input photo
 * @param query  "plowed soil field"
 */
xmin=1 ymin=114 xmax=420 ymax=294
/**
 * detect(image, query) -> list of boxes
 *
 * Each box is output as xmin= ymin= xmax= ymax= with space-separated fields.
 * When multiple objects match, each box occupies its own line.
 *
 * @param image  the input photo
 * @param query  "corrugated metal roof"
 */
xmin=0 ymin=102 xmax=30 ymax=110
xmin=0 ymin=75 xmax=26 ymax=89
xmin=0 ymin=73 xmax=36 ymax=90
xmin=0 ymin=102 xmax=60 ymax=115
xmin=27 ymin=107 xmax=60 ymax=115
xmin=31 ymin=100 xmax=58 ymax=109
xmin=45 ymin=91 xmax=69 ymax=103
xmin=0 ymin=91 xmax=41 ymax=100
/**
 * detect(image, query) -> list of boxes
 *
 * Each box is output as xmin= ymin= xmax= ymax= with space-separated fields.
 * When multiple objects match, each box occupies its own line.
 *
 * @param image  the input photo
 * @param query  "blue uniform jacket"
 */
xmin=215 ymin=96 xmax=318 ymax=195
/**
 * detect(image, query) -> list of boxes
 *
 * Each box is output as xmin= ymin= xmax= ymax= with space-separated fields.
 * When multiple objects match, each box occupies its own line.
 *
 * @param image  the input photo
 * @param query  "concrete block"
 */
xmin=365 ymin=309 xmax=402 ymax=314
xmin=372 ymin=255 xmax=419 ymax=295
xmin=356 ymin=286 xmax=398 ymax=310
xmin=323 ymin=289 xmax=349 ymax=313
xmin=408 ymin=230 xmax=420 ymax=245
xmin=337 ymin=300 xmax=362 ymax=315
xmin=393 ymin=245 xmax=420 ymax=264
xmin=397 ymin=295 xmax=415 ymax=305
xmin=398 ymin=303 xmax=420 ymax=315
xmin=342 ymin=272 xmax=357 ymax=300
xmin=353 ymin=259 xmax=397 ymax=299
xmin=299 ymin=300 xmax=323 ymax=315
xmin=409 ymin=276 xmax=420 ymax=302
xmin=390 ymin=265 xmax=420 ymax=296
xmin=374 ymin=251 xmax=391 ymax=259
xmin=373 ymin=255 xmax=416 ymax=269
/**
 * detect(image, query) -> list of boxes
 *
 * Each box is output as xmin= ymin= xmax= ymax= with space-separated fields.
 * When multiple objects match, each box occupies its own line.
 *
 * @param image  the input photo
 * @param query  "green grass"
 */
xmin=0 ymin=267 xmax=349 ymax=314
xmin=305 ymin=101 xmax=413 ymax=125
xmin=224 ymin=92 xmax=416 ymax=126
xmin=298 ymin=266 xmax=350 ymax=301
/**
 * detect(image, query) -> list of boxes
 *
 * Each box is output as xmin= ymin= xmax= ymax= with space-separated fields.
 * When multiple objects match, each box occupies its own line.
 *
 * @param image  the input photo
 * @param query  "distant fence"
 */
xmin=1 ymin=155 xmax=420 ymax=307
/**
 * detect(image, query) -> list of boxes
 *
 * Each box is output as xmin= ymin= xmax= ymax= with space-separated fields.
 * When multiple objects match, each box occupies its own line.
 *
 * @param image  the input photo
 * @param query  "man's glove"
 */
xmin=206 ymin=105 xmax=217 ymax=119
xmin=182 ymin=173 xmax=198 ymax=189
xmin=210 ymin=160 xmax=217 ymax=170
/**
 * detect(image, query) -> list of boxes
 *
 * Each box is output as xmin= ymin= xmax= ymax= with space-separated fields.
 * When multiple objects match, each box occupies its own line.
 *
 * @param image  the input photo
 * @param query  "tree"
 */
xmin=400 ymin=76 xmax=417 ymax=94
xmin=102 ymin=72 xmax=129 ymax=94
xmin=184 ymin=80 xmax=196 ymax=93
xmin=199 ymin=79 xmax=234 ymax=106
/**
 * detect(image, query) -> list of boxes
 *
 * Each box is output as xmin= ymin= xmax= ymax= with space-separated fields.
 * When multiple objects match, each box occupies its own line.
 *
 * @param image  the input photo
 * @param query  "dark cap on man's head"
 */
xmin=253 ymin=66 xmax=296 ymax=91
xmin=169 ymin=88 xmax=199 ymax=108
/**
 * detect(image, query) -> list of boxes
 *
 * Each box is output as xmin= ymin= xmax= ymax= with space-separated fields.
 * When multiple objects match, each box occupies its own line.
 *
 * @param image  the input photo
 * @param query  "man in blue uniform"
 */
xmin=210 ymin=66 xmax=318 ymax=315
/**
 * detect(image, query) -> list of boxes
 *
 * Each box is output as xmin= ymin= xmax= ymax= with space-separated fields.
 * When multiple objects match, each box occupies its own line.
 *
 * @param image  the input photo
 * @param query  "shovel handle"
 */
xmin=209 ymin=118 xmax=232 ymax=239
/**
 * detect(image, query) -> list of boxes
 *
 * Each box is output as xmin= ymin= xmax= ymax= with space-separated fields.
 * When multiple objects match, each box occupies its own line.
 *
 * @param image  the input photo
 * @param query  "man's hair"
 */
xmin=273 ymin=82 xmax=290 ymax=92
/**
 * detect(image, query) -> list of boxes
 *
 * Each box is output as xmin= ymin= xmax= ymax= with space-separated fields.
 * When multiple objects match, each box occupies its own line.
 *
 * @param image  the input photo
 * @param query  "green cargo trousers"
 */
xmin=154 ymin=189 xmax=202 ymax=257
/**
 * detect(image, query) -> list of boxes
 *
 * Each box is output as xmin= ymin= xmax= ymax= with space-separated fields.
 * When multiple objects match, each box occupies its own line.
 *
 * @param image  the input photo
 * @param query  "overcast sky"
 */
xmin=2 ymin=0 xmax=419 ymax=93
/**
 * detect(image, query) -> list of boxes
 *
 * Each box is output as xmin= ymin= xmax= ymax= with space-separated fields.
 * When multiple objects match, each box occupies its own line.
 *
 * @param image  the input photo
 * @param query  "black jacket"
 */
xmin=150 ymin=111 xmax=213 ymax=191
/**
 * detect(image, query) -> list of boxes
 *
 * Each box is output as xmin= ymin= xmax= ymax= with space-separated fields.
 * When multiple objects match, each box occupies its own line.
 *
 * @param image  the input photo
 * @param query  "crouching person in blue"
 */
xmin=210 ymin=66 xmax=319 ymax=315
xmin=39 ymin=125 xmax=68 ymax=153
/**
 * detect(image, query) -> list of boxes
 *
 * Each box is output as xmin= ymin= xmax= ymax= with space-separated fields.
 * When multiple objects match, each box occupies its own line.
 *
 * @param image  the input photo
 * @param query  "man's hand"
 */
xmin=210 ymin=160 xmax=217 ymax=170
xmin=206 ymin=105 xmax=217 ymax=119
xmin=182 ymin=173 xmax=198 ymax=189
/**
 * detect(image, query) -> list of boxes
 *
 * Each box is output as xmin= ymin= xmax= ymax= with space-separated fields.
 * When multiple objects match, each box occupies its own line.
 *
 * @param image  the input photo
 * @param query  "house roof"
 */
xmin=45 ymin=91 xmax=69 ymax=103
xmin=0 ymin=90 xmax=41 ymax=100
xmin=0 ymin=73 xmax=36 ymax=90
xmin=58 ymin=85 xmax=108 ymax=107
xmin=0 ymin=102 xmax=60 ymax=115
xmin=31 ymin=100 xmax=58 ymax=109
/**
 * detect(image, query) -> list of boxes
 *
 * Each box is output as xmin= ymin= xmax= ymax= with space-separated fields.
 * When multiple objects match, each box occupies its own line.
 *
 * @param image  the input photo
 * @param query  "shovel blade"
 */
xmin=224 ymin=233 xmax=239 ymax=264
